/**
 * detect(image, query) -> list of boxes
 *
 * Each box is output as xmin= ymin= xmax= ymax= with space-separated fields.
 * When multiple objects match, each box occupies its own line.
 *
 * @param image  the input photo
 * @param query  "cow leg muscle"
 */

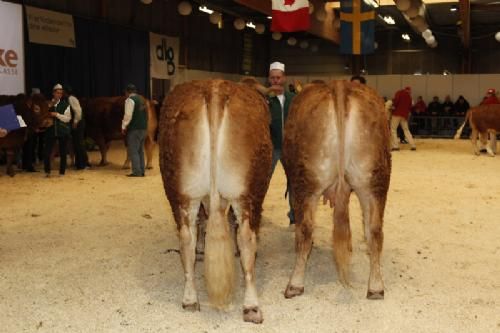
xmin=232 ymin=203 xmax=262 ymax=324
xmin=178 ymin=201 xmax=201 ymax=311
xmin=356 ymin=189 xmax=385 ymax=299
xmin=285 ymin=195 xmax=319 ymax=299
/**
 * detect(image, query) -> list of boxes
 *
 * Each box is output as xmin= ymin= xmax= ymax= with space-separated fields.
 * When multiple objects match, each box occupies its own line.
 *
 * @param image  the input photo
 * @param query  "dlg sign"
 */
xmin=156 ymin=38 xmax=175 ymax=76
xmin=150 ymin=32 xmax=179 ymax=79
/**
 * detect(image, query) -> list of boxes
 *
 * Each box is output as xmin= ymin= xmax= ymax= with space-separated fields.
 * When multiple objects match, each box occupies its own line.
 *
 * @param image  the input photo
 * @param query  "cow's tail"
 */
xmin=331 ymin=81 xmax=352 ymax=285
xmin=454 ymin=109 xmax=470 ymax=139
xmin=204 ymin=83 xmax=235 ymax=309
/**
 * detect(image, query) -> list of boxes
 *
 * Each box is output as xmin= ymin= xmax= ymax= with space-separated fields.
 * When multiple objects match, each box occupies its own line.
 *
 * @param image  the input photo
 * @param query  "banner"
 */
xmin=26 ymin=6 xmax=76 ymax=48
xmin=149 ymin=32 xmax=179 ymax=79
xmin=0 ymin=2 xmax=24 ymax=95
xmin=271 ymin=0 xmax=310 ymax=32
xmin=340 ymin=0 xmax=375 ymax=55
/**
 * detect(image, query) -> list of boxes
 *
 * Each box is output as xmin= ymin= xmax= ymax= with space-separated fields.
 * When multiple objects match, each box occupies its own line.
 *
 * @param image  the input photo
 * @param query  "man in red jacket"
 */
xmin=391 ymin=86 xmax=416 ymax=151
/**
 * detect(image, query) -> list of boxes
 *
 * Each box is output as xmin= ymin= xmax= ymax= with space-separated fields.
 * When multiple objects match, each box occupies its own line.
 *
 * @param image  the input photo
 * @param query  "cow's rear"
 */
xmin=159 ymin=80 xmax=272 ymax=323
xmin=282 ymin=80 xmax=391 ymax=299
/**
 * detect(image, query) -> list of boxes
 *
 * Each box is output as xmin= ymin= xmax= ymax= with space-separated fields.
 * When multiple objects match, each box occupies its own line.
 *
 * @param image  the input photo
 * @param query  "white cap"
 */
xmin=269 ymin=61 xmax=285 ymax=72
xmin=53 ymin=83 xmax=63 ymax=91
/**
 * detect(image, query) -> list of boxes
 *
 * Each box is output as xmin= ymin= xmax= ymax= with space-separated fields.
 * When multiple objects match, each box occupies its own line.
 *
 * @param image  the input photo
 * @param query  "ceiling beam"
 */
xmin=458 ymin=0 xmax=470 ymax=49
xmin=234 ymin=0 xmax=340 ymax=43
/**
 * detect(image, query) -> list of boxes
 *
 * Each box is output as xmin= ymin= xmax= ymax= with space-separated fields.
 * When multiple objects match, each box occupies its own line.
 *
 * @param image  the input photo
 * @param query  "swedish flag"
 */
xmin=340 ymin=0 xmax=375 ymax=55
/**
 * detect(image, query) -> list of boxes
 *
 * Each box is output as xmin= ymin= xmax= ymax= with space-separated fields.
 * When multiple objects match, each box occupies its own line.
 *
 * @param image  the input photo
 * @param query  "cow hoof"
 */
xmin=243 ymin=307 xmax=263 ymax=324
xmin=182 ymin=302 xmax=200 ymax=311
xmin=284 ymin=284 xmax=304 ymax=299
xmin=146 ymin=166 xmax=154 ymax=170
xmin=121 ymin=164 xmax=129 ymax=170
xmin=367 ymin=290 xmax=384 ymax=300
xmin=99 ymin=162 xmax=109 ymax=167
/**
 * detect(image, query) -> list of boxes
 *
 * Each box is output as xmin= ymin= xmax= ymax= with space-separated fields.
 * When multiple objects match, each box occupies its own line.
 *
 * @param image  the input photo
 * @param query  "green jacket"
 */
xmin=267 ymin=91 xmax=295 ymax=150
xmin=47 ymin=99 xmax=70 ymax=138
xmin=127 ymin=94 xmax=147 ymax=131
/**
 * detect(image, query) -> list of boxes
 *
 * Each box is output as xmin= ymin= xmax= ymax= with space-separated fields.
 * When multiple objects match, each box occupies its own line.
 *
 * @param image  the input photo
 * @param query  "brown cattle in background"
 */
xmin=282 ymin=80 xmax=391 ymax=300
xmin=159 ymin=79 xmax=272 ymax=323
xmin=454 ymin=104 xmax=500 ymax=156
xmin=83 ymin=96 xmax=157 ymax=167
xmin=0 ymin=94 xmax=51 ymax=176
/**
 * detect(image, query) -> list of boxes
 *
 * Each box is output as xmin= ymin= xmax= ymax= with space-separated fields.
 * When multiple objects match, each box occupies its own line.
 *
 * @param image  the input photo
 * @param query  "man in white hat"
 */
xmin=267 ymin=61 xmax=296 ymax=228
xmin=43 ymin=83 xmax=71 ymax=177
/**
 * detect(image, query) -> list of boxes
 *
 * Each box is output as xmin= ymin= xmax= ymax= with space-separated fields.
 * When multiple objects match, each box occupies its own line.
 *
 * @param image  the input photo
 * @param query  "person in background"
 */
xmin=391 ymin=86 xmax=416 ymax=151
xmin=44 ymin=84 xmax=71 ymax=177
xmin=481 ymin=88 xmax=500 ymax=105
xmin=412 ymin=96 xmax=427 ymax=131
xmin=0 ymin=128 xmax=7 ymax=138
xmin=121 ymin=84 xmax=148 ymax=177
xmin=65 ymin=85 xmax=89 ymax=170
xmin=427 ymin=96 xmax=442 ymax=134
xmin=442 ymin=95 xmax=455 ymax=129
xmin=454 ymin=95 xmax=470 ymax=116
xmin=350 ymin=75 xmax=366 ymax=85
xmin=268 ymin=61 xmax=296 ymax=228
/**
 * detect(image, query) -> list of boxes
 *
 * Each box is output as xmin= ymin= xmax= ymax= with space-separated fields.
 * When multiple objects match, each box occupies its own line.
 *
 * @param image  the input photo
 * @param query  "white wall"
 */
xmin=171 ymin=70 xmax=500 ymax=106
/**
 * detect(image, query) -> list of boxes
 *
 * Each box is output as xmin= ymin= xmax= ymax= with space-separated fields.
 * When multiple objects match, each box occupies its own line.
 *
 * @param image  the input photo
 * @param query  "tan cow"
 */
xmin=159 ymin=79 xmax=272 ymax=323
xmin=454 ymin=104 xmax=500 ymax=156
xmin=282 ymin=80 xmax=391 ymax=300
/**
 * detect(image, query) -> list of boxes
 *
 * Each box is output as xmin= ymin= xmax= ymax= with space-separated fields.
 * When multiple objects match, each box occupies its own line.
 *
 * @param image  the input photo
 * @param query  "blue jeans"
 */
xmin=127 ymin=129 xmax=146 ymax=176
xmin=271 ymin=149 xmax=295 ymax=224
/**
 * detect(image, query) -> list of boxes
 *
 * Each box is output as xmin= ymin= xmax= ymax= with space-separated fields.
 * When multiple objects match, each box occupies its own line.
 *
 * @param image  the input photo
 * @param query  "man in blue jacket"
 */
xmin=267 ymin=61 xmax=296 ymax=228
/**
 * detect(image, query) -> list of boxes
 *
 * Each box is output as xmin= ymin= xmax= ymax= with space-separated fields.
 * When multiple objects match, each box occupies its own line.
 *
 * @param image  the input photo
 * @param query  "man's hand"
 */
xmin=72 ymin=122 xmax=77 ymax=129
xmin=50 ymin=112 xmax=58 ymax=117
xmin=269 ymin=85 xmax=284 ymax=95
xmin=121 ymin=128 xmax=127 ymax=136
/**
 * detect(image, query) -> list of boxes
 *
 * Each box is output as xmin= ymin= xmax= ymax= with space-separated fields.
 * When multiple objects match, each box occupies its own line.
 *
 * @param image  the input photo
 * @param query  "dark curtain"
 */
xmin=25 ymin=16 xmax=150 ymax=98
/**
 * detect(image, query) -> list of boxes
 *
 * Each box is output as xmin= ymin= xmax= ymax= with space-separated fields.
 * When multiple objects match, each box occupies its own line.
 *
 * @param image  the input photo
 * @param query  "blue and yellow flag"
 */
xmin=340 ymin=0 xmax=375 ymax=55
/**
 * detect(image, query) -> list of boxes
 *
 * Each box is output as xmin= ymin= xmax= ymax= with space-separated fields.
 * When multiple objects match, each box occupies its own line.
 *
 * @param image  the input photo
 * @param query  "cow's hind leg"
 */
xmin=472 ymin=128 xmax=480 ymax=155
xmin=356 ymin=189 xmax=386 ymax=300
xmin=285 ymin=195 xmax=318 ymax=298
xmin=145 ymin=135 xmax=155 ymax=169
xmin=178 ymin=200 xmax=201 ymax=311
xmin=232 ymin=203 xmax=262 ymax=324
xmin=333 ymin=185 xmax=353 ymax=286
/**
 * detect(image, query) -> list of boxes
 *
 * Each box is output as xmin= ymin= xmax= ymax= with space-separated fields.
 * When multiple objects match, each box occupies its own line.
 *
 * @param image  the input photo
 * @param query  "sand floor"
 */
xmin=1 ymin=139 xmax=499 ymax=332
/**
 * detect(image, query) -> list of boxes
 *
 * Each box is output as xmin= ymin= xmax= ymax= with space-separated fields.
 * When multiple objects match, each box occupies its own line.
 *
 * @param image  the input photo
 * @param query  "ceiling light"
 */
xmin=363 ymin=0 xmax=379 ymax=8
xmin=383 ymin=15 xmax=395 ymax=25
xmin=199 ymin=5 xmax=213 ymax=14
xmin=401 ymin=33 xmax=411 ymax=41
xmin=246 ymin=21 xmax=256 ymax=29
xmin=450 ymin=5 xmax=458 ymax=12
xmin=267 ymin=16 xmax=272 ymax=20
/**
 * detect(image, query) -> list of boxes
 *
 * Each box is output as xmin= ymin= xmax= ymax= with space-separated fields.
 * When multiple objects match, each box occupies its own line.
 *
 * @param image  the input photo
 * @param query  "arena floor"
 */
xmin=1 ymin=139 xmax=499 ymax=332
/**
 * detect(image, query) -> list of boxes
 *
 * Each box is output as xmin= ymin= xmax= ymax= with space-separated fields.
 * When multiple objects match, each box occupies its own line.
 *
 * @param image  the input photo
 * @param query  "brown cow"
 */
xmin=454 ymin=104 xmax=500 ymax=156
xmin=159 ymin=79 xmax=272 ymax=323
xmin=83 ymin=96 xmax=157 ymax=167
xmin=282 ymin=80 xmax=391 ymax=300
xmin=0 ymin=94 xmax=51 ymax=176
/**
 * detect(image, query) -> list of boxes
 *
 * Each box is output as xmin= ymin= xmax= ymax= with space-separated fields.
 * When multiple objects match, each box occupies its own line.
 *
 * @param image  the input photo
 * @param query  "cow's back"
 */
xmin=283 ymin=80 xmax=390 ymax=197
xmin=159 ymin=80 xmax=272 ymax=221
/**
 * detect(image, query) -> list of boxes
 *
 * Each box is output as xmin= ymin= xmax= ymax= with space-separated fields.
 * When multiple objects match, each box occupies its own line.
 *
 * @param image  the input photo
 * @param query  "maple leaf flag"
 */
xmin=271 ymin=0 xmax=310 ymax=32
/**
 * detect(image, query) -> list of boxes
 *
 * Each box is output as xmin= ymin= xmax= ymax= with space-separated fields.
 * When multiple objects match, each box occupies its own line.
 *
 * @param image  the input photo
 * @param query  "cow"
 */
xmin=281 ymin=80 xmax=391 ymax=300
xmin=454 ymin=104 xmax=500 ymax=156
xmin=159 ymin=79 xmax=272 ymax=323
xmin=83 ymin=96 xmax=157 ymax=167
xmin=0 ymin=94 xmax=51 ymax=176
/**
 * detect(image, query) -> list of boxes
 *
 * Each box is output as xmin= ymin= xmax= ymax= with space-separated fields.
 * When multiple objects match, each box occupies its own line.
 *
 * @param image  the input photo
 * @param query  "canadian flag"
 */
xmin=271 ymin=0 xmax=310 ymax=32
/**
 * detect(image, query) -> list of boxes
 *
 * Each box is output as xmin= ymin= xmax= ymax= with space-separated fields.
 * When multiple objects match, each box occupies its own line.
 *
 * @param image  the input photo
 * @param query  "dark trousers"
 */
xmin=34 ymin=132 xmax=45 ymax=163
xmin=127 ymin=129 xmax=146 ymax=176
xmin=271 ymin=149 xmax=294 ymax=224
xmin=71 ymin=120 xmax=88 ymax=169
xmin=22 ymin=134 xmax=36 ymax=171
xmin=44 ymin=136 xmax=68 ymax=175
